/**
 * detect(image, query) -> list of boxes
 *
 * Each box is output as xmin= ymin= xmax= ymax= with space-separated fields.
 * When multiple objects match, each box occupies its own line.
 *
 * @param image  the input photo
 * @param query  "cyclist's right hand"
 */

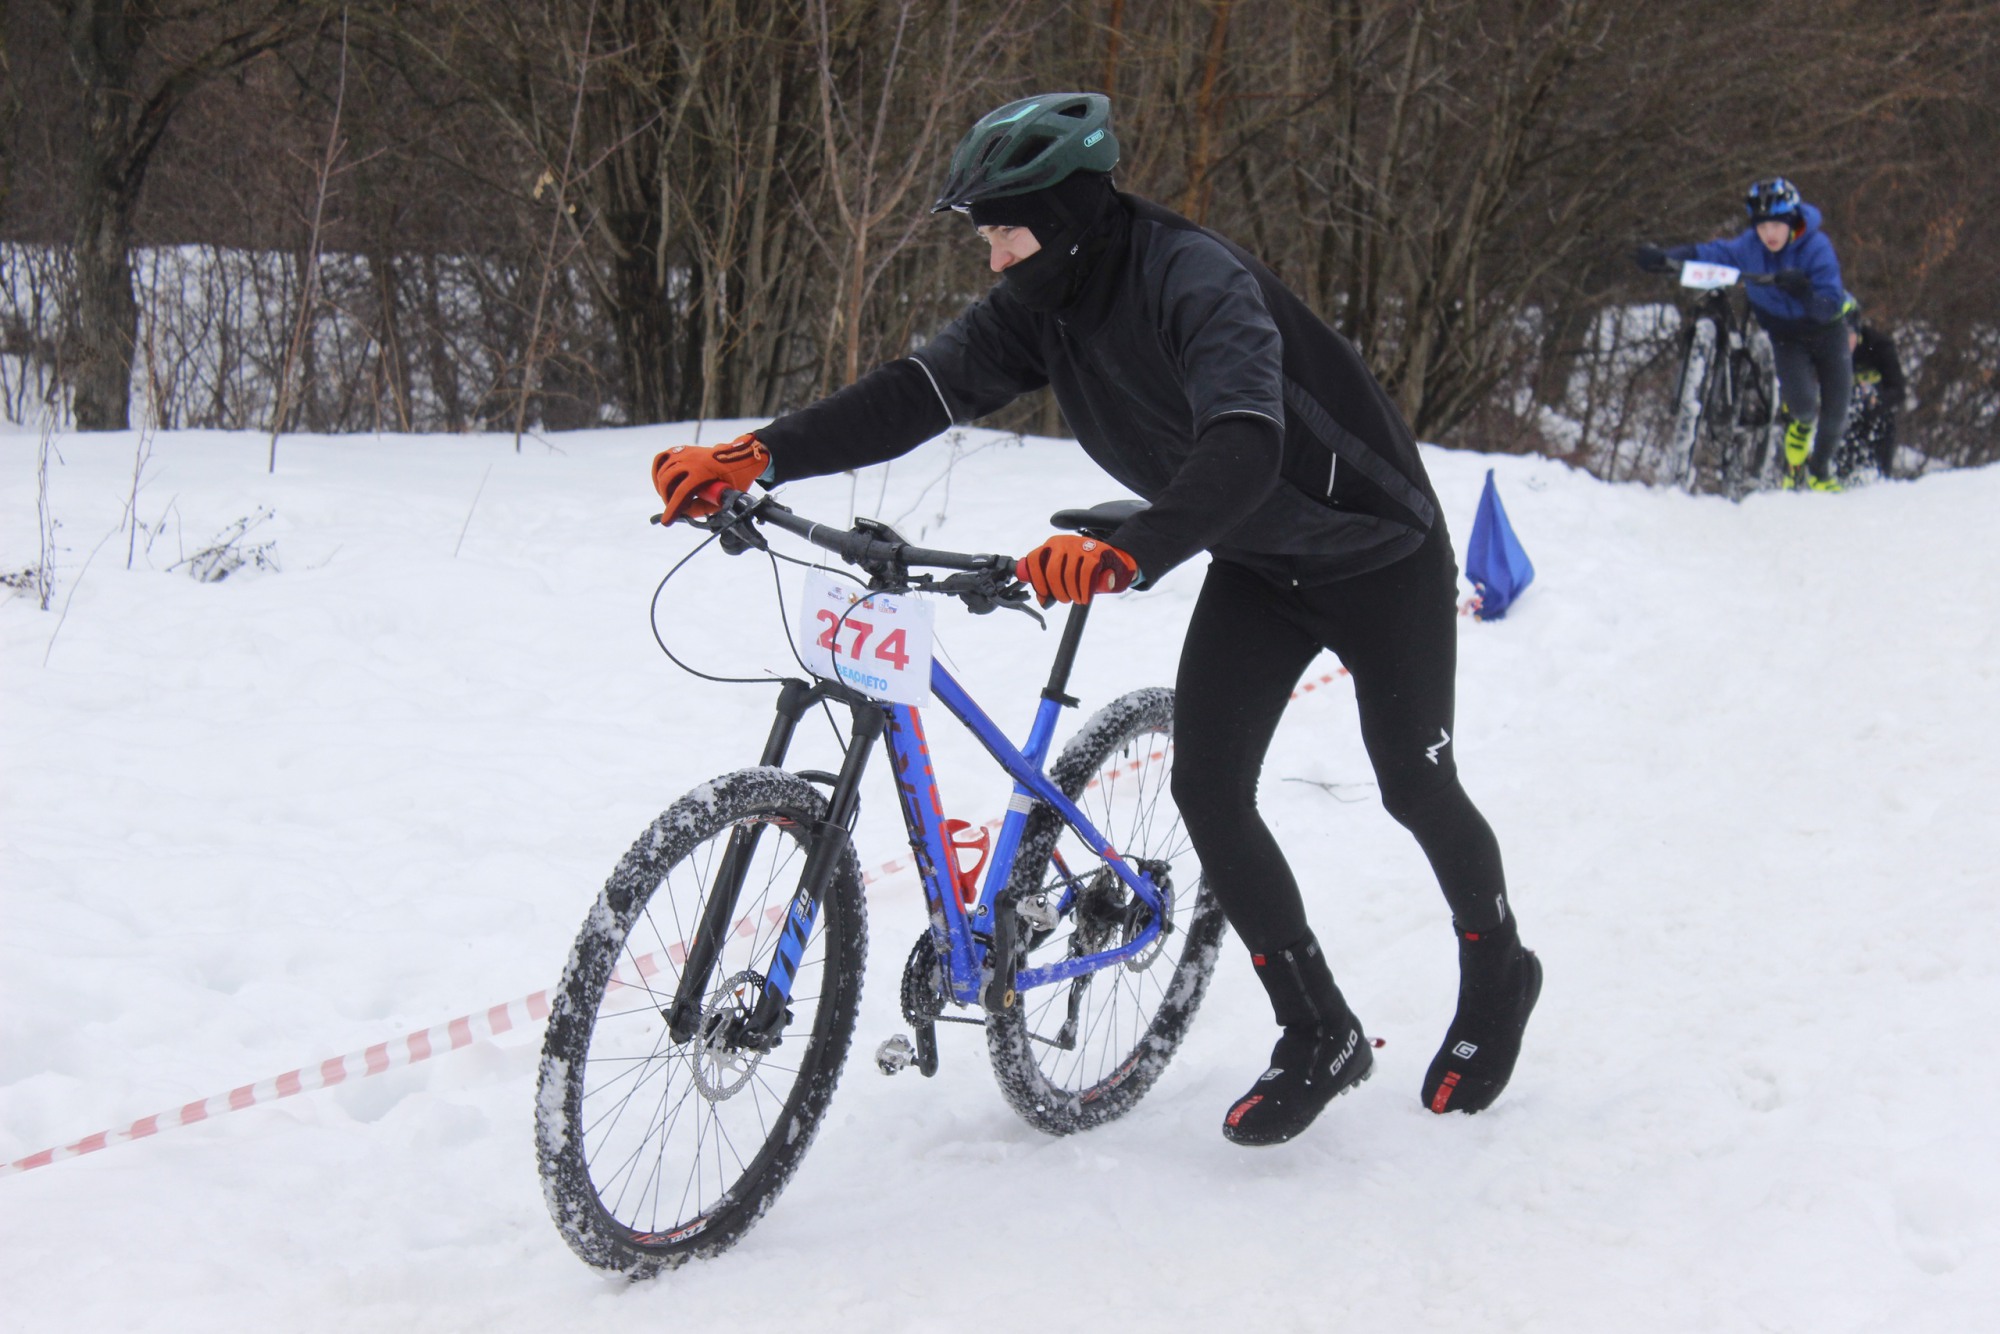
xmin=1016 ymin=534 xmax=1136 ymax=607
xmin=1632 ymin=244 xmax=1672 ymax=274
xmin=652 ymin=434 xmax=770 ymax=524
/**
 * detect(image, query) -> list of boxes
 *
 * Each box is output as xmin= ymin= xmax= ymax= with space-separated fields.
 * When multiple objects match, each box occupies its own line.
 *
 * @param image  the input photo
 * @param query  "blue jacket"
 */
xmin=1668 ymin=201 xmax=1846 ymax=335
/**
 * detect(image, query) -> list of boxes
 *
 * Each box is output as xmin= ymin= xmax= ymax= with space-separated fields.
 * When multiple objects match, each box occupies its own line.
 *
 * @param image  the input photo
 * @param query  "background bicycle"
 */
xmin=534 ymin=488 xmax=1224 ymax=1278
xmin=1833 ymin=380 xmax=1892 ymax=484
xmin=1665 ymin=260 xmax=1781 ymax=500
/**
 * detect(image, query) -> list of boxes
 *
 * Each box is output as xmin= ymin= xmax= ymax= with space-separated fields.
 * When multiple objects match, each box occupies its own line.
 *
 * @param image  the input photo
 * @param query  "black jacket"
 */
xmin=1851 ymin=323 xmax=1906 ymax=409
xmin=758 ymin=194 xmax=1441 ymax=586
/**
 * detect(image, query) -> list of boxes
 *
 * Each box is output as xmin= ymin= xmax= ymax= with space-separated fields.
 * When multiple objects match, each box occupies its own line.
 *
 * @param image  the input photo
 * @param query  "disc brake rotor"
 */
xmin=1122 ymin=860 xmax=1173 ymax=971
xmin=690 ymin=970 xmax=766 ymax=1101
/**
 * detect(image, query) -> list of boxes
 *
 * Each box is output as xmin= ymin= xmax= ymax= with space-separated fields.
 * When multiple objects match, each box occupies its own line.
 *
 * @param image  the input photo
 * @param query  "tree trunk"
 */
xmin=69 ymin=177 xmax=140 ymax=429
xmin=65 ymin=0 xmax=146 ymax=430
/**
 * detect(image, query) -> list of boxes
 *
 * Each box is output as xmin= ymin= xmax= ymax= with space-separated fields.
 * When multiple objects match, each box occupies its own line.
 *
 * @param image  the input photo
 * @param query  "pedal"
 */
xmin=876 ymin=1034 xmax=917 ymax=1075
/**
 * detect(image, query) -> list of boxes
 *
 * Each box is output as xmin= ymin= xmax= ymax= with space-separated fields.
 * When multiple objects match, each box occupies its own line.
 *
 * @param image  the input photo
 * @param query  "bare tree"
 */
xmin=48 ymin=0 xmax=323 ymax=429
xmin=805 ymin=0 xmax=1019 ymax=391
xmin=270 ymin=7 xmax=368 ymax=469
xmin=513 ymin=0 xmax=601 ymax=450
xmin=5 ymin=0 xmax=1989 ymax=468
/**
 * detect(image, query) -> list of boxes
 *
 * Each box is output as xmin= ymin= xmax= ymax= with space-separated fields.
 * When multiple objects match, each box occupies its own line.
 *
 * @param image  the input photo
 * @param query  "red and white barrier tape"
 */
xmin=1292 ymin=668 xmax=1348 ymax=697
xmin=0 ymin=990 xmax=555 ymax=1179
xmin=5 ymin=679 xmax=1363 ymax=1181
xmin=0 ymin=818 xmax=1007 ymax=1180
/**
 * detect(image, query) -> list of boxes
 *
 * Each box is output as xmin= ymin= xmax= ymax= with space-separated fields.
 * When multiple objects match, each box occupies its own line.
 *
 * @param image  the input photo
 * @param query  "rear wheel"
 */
xmin=1671 ymin=317 xmax=1719 ymax=492
xmin=536 ymin=767 xmax=866 ymax=1277
xmin=986 ymin=688 xmax=1227 ymax=1135
xmin=1740 ymin=325 xmax=1779 ymax=488
xmin=1698 ymin=344 xmax=1747 ymax=496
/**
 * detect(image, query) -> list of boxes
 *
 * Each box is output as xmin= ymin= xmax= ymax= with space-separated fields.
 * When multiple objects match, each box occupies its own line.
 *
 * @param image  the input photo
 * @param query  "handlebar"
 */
xmin=1670 ymin=258 xmax=1774 ymax=289
xmin=654 ymin=485 xmax=1031 ymax=613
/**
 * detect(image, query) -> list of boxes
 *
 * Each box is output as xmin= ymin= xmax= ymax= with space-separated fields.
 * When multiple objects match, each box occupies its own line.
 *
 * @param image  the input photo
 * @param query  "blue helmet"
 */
xmin=1745 ymin=177 xmax=1802 ymax=224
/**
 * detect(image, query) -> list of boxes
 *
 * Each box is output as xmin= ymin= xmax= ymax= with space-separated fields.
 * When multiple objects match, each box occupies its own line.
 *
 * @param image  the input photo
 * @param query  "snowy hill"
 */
xmin=4 ymin=425 xmax=1997 ymax=1331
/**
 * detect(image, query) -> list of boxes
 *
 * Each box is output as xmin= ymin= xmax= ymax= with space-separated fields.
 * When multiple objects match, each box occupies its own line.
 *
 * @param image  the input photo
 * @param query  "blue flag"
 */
xmin=1465 ymin=469 xmax=1534 ymax=620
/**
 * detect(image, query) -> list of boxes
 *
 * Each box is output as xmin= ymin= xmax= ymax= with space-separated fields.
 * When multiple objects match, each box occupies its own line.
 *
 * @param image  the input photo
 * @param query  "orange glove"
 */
xmin=651 ymin=434 xmax=771 ymax=523
xmin=1015 ymin=535 xmax=1137 ymax=607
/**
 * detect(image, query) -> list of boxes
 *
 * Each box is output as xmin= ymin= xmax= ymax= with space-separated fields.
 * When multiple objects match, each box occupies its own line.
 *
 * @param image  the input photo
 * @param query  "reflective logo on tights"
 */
xmin=1425 ymin=728 xmax=1452 ymax=765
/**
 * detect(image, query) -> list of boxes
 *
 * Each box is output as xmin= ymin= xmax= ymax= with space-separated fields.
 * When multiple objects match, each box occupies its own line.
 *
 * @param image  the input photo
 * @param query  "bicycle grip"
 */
xmin=650 ymin=481 xmax=739 ymax=526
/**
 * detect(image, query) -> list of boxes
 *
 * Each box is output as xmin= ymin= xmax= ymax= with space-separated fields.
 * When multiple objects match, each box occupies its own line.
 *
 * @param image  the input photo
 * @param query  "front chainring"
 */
xmin=900 ymin=932 xmax=948 ymax=1026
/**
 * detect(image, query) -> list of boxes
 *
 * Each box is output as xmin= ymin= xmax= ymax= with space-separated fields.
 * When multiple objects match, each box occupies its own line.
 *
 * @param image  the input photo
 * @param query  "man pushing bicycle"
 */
xmin=1635 ymin=177 xmax=1854 ymax=491
xmin=648 ymin=93 xmax=1539 ymax=1145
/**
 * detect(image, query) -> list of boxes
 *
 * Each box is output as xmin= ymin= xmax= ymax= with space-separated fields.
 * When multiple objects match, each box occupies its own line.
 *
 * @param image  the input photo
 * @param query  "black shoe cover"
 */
xmin=1421 ymin=919 xmax=1541 ymax=1115
xmin=1223 ymin=1020 xmax=1374 ymax=1146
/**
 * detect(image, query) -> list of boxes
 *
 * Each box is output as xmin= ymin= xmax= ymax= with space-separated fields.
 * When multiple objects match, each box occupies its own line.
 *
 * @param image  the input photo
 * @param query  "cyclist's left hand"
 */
xmin=1631 ymin=244 xmax=1671 ymax=274
xmin=1016 ymin=535 xmax=1137 ymax=607
xmin=1774 ymin=269 xmax=1813 ymax=298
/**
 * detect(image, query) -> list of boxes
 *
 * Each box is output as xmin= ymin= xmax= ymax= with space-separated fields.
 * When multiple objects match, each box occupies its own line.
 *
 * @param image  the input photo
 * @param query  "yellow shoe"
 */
xmin=1808 ymin=474 xmax=1844 ymax=493
xmin=1782 ymin=419 xmax=1816 ymax=468
xmin=1780 ymin=466 xmax=1804 ymax=491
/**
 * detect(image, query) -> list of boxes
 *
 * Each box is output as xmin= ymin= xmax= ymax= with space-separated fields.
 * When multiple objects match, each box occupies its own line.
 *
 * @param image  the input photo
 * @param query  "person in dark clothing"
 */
xmin=651 ymin=93 xmax=1541 ymax=1145
xmin=1845 ymin=315 xmax=1908 ymax=479
xmin=1634 ymin=177 xmax=1854 ymax=491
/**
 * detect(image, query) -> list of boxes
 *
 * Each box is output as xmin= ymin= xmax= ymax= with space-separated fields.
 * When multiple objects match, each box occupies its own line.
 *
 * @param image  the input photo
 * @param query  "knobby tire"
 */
xmin=536 ymin=767 xmax=866 ymax=1277
xmin=986 ymin=687 xmax=1227 ymax=1135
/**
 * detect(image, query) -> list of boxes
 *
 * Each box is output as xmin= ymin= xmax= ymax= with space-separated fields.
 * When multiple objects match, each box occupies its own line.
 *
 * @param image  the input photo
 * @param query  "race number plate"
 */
xmin=1680 ymin=261 xmax=1740 ymax=291
xmin=796 ymin=568 xmax=934 ymax=705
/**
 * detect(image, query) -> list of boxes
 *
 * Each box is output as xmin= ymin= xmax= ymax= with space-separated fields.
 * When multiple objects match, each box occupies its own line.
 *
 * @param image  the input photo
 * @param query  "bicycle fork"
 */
xmin=664 ymin=678 xmax=883 ymax=1049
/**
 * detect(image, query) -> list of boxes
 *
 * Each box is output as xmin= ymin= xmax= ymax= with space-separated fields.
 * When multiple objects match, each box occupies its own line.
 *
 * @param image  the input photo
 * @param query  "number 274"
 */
xmin=814 ymin=610 xmax=910 ymax=670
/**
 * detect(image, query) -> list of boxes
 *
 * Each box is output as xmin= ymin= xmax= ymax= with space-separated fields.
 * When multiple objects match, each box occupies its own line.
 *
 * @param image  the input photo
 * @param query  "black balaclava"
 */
xmin=969 ymin=171 xmax=1120 ymax=312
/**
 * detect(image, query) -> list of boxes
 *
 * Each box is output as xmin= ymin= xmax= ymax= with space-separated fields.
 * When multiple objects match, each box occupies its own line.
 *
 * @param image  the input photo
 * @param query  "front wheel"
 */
xmin=987 ymin=687 xmax=1227 ymax=1135
xmin=536 ymin=767 xmax=867 ymax=1277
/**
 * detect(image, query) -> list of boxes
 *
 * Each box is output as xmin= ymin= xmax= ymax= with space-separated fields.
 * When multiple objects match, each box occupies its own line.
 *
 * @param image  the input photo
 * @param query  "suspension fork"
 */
xmin=665 ymin=679 xmax=880 ymax=1043
xmin=741 ymin=703 xmax=881 ymax=1038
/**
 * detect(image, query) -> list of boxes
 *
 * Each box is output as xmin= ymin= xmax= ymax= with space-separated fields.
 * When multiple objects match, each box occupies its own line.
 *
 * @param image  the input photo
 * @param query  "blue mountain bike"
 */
xmin=535 ymin=489 xmax=1225 ymax=1277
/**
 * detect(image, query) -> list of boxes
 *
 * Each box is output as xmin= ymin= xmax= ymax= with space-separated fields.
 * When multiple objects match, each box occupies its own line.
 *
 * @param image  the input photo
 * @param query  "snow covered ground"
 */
xmin=4 ymin=422 xmax=1997 ymax=1331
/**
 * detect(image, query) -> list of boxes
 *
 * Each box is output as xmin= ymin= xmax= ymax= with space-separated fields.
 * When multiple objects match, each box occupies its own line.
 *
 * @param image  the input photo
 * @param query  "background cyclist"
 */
xmin=1846 ymin=308 xmax=1908 ymax=479
xmin=1635 ymin=178 xmax=1853 ymax=491
xmin=650 ymin=92 xmax=1540 ymax=1146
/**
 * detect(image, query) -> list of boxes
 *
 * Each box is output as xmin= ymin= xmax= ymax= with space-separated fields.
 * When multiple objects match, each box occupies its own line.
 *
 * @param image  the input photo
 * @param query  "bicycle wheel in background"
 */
xmin=1694 ymin=342 xmax=1746 ymax=497
xmin=536 ymin=768 xmax=867 ymax=1277
xmin=987 ymin=687 xmax=1227 ymax=1135
xmin=1739 ymin=326 xmax=1780 ymax=490
xmin=1671 ymin=315 xmax=1720 ymax=493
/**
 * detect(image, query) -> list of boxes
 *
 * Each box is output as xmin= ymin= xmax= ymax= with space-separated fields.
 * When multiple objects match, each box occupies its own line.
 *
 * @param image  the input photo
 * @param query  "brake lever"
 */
xmin=918 ymin=569 xmax=1042 ymax=626
xmin=995 ymin=583 xmax=1045 ymax=628
xmin=666 ymin=486 xmax=766 ymax=555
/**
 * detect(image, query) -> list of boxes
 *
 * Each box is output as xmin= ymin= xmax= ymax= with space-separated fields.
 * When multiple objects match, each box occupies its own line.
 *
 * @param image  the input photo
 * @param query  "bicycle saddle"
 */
xmin=1049 ymin=499 xmax=1148 ymax=540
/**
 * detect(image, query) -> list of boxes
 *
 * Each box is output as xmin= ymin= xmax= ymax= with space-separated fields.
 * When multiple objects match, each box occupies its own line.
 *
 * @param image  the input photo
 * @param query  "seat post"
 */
xmin=1041 ymin=603 xmax=1089 ymax=707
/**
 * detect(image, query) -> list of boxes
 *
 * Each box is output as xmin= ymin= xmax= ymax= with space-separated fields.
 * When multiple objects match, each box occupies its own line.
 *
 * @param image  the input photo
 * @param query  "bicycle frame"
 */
xmin=665 ymin=598 xmax=1169 ymax=1043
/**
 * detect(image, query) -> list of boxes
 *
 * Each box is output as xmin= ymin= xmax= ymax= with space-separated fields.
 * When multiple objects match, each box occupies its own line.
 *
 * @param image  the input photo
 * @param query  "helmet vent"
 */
xmin=1004 ymin=133 xmax=1057 ymax=172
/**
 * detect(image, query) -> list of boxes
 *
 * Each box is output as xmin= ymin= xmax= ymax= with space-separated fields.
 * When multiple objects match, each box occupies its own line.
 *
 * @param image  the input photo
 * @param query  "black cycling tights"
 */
xmin=1170 ymin=533 xmax=1508 ymax=957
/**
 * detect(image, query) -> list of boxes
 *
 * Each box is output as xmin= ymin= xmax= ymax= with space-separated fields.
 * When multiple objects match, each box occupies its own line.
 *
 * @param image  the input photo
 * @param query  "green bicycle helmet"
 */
xmin=932 ymin=92 xmax=1119 ymax=214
